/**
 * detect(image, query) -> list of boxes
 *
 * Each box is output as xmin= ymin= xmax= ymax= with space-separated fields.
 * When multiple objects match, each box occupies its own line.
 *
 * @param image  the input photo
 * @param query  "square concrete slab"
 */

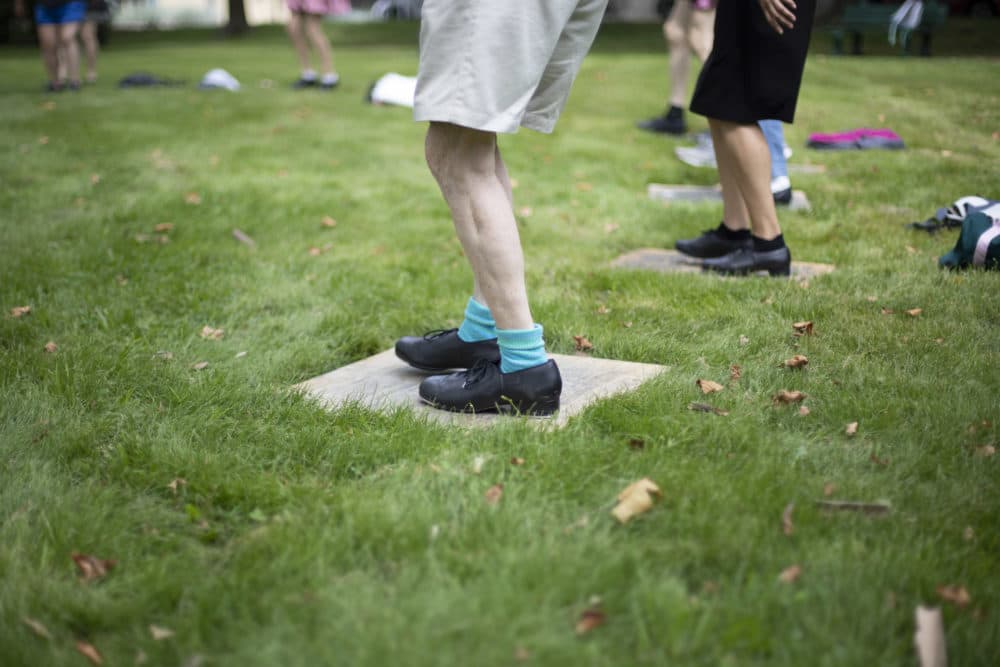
xmin=646 ymin=183 xmax=811 ymax=211
xmin=611 ymin=248 xmax=835 ymax=280
xmin=294 ymin=349 xmax=669 ymax=428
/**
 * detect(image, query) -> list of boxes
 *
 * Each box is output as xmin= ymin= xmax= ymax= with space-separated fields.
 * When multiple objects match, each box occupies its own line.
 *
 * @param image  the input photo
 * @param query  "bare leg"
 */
xmin=286 ymin=12 xmax=311 ymax=72
xmin=663 ymin=2 xmax=692 ymax=108
xmin=80 ymin=20 xmax=99 ymax=81
xmin=709 ymin=121 xmax=750 ymax=232
xmin=708 ymin=118 xmax=781 ymax=240
xmin=58 ymin=22 xmax=81 ymax=85
xmin=425 ymin=122 xmax=532 ymax=331
xmin=304 ymin=15 xmax=334 ymax=77
xmin=37 ymin=24 xmax=60 ymax=85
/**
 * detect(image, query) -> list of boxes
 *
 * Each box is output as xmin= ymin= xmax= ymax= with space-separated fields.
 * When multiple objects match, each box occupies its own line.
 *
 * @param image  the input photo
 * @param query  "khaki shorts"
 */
xmin=414 ymin=0 xmax=608 ymax=134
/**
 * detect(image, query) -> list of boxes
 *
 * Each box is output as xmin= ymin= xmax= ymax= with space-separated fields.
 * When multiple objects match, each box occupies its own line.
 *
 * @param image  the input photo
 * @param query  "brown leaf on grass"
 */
xmin=627 ymin=438 xmax=645 ymax=450
xmin=154 ymin=222 xmax=174 ymax=233
xmin=184 ymin=192 xmax=201 ymax=205
xmin=39 ymin=136 xmax=49 ymax=145
xmin=881 ymin=307 xmax=895 ymax=315
xmin=846 ymin=421 xmax=859 ymax=437
xmin=963 ymin=526 xmax=975 ymax=541
xmin=321 ymin=216 xmax=337 ymax=228
xmin=782 ymin=355 xmax=809 ymax=369
xmin=936 ymin=585 xmax=971 ymax=608
xmin=90 ymin=173 xmax=101 ymax=185
xmin=773 ymin=390 xmax=806 ymax=405
xmin=906 ymin=308 xmax=923 ymax=317
xmin=76 ymin=641 xmax=103 ymax=665
xmin=115 ymin=275 xmax=129 ymax=286
xmin=43 ymin=341 xmax=58 ymax=353
xmin=517 ymin=206 xmax=533 ymax=218
xmin=823 ymin=482 xmax=837 ymax=497
xmin=41 ymin=100 xmax=56 ymax=110
xmin=596 ymin=304 xmax=610 ymax=315
xmin=611 ymin=478 xmax=662 ymax=524
xmin=730 ymin=364 xmax=742 ymax=382
xmin=781 ymin=503 xmax=795 ymax=536
xmin=604 ymin=222 xmax=620 ymax=234
xmin=510 ymin=457 xmax=526 ymax=466
xmin=622 ymin=321 xmax=633 ymax=328
xmin=191 ymin=361 xmax=209 ymax=371
xmin=167 ymin=478 xmax=187 ymax=494
xmin=739 ymin=335 xmax=750 ymax=346
xmin=232 ymin=228 xmax=256 ymax=247
xmin=914 ymin=606 xmax=948 ymax=667
xmin=575 ymin=182 xmax=593 ymax=192
xmin=778 ymin=564 xmax=802 ymax=583
xmin=573 ymin=335 xmax=593 ymax=352
xmin=696 ymin=379 xmax=724 ymax=394
xmin=514 ymin=646 xmax=531 ymax=662
xmin=799 ymin=406 xmax=811 ymax=416
xmin=72 ymin=552 xmax=116 ymax=582
xmin=792 ymin=321 xmax=814 ymax=336
xmin=199 ymin=326 xmax=224 ymax=340
xmin=149 ymin=625 xmax=175 ymax=641
xmin=870 ymin=453 xmax=890 ymax=467
xmin=575 ymin=607 xmax=606 ymax=636
xmin=484 ymin=484 xmax=504 ymax=506
xmin=687 ymin=402 xmax=729 ymax=416
xmin=308 ymin=243 xmax=334 ymax=257
xmin=975 ymin=445 xmax=995 ymax=457
xmin=22 ymin=617 xmax=52 ymax=639
xmin=153 ymin=350 xmax=173 ymax=361
xmin=11 ymin=305 xmax=31 ymax=318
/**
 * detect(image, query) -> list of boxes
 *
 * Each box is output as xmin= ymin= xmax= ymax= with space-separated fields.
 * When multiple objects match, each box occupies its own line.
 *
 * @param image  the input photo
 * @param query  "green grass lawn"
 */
xmin=1 ymin=19 xmax=998 ymax=667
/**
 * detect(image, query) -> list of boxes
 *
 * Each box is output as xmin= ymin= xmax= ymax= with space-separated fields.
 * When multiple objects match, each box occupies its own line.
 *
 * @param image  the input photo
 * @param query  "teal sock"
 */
xmin=497 ymin=324 xmax=547 ymax=374
xmin=457 ymin=297 xmax=496 ymax=342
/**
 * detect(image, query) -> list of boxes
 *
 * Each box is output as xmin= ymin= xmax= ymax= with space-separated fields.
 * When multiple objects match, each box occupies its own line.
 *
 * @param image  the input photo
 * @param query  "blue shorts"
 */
xmin=35 ymin=1 xmax=87 ymax=25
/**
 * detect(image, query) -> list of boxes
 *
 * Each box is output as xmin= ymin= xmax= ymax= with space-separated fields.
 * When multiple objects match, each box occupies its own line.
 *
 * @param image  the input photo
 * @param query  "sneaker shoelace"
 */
xmin=422 ymin=328 xmax=458 ymax=341
xmin=462 ymin=359 xmax=496 ymax=388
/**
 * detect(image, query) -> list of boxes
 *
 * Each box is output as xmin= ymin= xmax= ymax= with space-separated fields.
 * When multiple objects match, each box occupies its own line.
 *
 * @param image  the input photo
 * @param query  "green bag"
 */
xmin=939 ymin=202 xmax=1000 ymax=270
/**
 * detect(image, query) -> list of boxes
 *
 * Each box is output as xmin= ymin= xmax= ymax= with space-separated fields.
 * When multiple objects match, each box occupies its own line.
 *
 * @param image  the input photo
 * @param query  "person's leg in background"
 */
xmin=80 ymin=18 xmax=99 ymax=83
xmin=37 ymin=22 xmax=62 ymax=90
xmin=760 ymin=119 xmax=792 ymax=204
xmin=286 ymin=8 xmax=317 ymax=87
xmin=303 ymin=12 xmax=339 ymax=88
xmin=637 ymin=0 xmax=694 ymax=135
xmin=57 ymin=14 xmax=82 ymax=90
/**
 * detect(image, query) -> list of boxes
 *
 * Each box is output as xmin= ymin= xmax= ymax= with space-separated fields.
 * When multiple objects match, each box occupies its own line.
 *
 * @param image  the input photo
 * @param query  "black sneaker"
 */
xmin=636 ymin=106 xmax=686 ymax=135
xmin=395 ymin=328 xmax=500 ymax=372
xmin=292 ymin=77 xmax=317 ymax=89
xmin=702 ymin=246 xmax=792 ymax=277
xmin=419 ymin=359 xmax=561 ymax=416
xmin=675 ymin=226 xmax=753 ymax=259
xmin=773 ymin=188 xmax=792 ymax=206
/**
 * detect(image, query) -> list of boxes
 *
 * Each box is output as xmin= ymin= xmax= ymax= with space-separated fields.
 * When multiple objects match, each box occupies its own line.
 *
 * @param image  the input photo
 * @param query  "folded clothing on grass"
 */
xmin=807 ymin=128 xmax=904 ymax=150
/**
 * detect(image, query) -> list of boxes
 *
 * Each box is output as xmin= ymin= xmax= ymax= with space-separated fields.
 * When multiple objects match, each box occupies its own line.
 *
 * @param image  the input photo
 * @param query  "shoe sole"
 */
xmin=419 ymin=394 xmax=559 ymax=418
xmin=395 ymin=349 xmax=453 ymax=373
xmin=703 ymin=265 xmax=791 ymax=277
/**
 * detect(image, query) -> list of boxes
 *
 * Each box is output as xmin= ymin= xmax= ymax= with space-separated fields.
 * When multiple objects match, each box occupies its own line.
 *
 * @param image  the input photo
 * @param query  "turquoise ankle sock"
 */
xmin=497 ymin=324 xmax=547 ymax=374
xmin=457 ymin=297 xmax=496 ymax=342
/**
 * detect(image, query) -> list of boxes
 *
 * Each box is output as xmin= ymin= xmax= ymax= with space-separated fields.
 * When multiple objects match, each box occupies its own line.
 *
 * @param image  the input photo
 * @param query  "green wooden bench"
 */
xmin=829 ymin=1 xmax=949 ymax=56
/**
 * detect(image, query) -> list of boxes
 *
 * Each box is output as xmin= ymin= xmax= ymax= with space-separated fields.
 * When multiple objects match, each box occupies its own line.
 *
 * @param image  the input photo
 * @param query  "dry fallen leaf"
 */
xmin=974 ymin=445 xmax=995 ymax=457
xmin=90 ymin=173 xmax=101 ymax=185
xmin=11 ymin=305 xmax=31 ymax=318
xmin=199 ymin=326 xmax=224 ymax=340
xmin=696 ymin=379 xmax=724 ymax=394
xmin=191 ymin=361 xmax=209 ymax=371
xmin=963 ymin=526 xmax=975 ymax=541
xmin=870 ymin=453 xmax=890 ymax=467
xmin=782 ymin=502 xmax=795 ymax=536
xmin=573 ymin=335 xmax=593 ymax=352
xmin=622 ymin=321 xmax=633 ymax=328
xmin=866 ymin=295 xmax=878 ymax=303
xmin=575 ymin=182 xmax=593 ymax=192
xmin=881 ymin=307 xmax=895 ymax=316
xmin=232 ymin=228 xmax=256 ymax=247
xmin=115 ymin=275 xmax=128 ymax=286
xmin=846 ymin=421 xmax=859 ymax=437
xmin=72 ymin=552 xmax=116 ymax=582
xmin=596 ymin=304 xmax=610 ymax=315
xmin=472 ymin=455 xmax=487 ymax=474
xmin=782 ymin=355 xmax=809 ymax=369
xmin=510 ymin=457 xmax=525 ymax=466
xmin=43 ymin=341 xmax=58 ymax=353
xmin=792 ymin=321 xmax=814 ymax=336
xmin=575 ymin=607 xmax=606 ymax=636
xmin=604 ymin=222 xmax=620 ymax=234
xmin=914 ymin=606 xmax=947 ymax=667
xmin=823 ymin=482 xmax=837 ymax=497
xmin=739 ymin=335 xmax=750 ymax=346
xmin=153 ymin=350 xmax=173 ymax=361
xmin=936 ymin=585 xmax=970 ymax=608
xmin=611 ymin=478 xmax=662 ymax=524
xmin=39 ymin=136 xmax=49 ymax=145
xmin=778 ymin=564 xmax=802 ymax=584
xmin=76 ymin=641 xmax=103 ymax=665
xmin=687 ymin=402 xmax=729 ymax=416
xmin=517 ymin=206 xmax=533 ymax=218
xmin=167 ymin=478 xmax=187 ymax=494
xmin=773 ymin=390 xmax=806 ymax=405
xmin=906 ymin=308 xmax=923 ymax=317
xmin=22 ymin=617 xmax=51 ymax=639
xmin=514 ymin=646 xmax=531 ymax=662
xmin=799 ymin=406 xmax=811 ymax=416
xmin=484 ymin=484 xmax=504 ymax=506
xmin=627 ymin=437 xmax=645 ymax=450
xmin=154 ymin=222 xmax=174 ymax=233
xmin=149 ymin=625 xmax=175 ymax=641
xmin=730 ymin=364 xmax=742 ymax=382
xmin=321 ymin=216 xmax=337 ymax=228
xmin=184 ymin=192 xmax=201 ymax=205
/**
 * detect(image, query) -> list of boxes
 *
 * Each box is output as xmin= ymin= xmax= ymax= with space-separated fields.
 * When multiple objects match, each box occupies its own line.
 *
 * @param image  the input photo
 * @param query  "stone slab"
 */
xmin=294 ymin=349 xmax=669 ymax=428
xmin=611 ymin=248 xmax=835 ymax=280
xmin=647 ymin=183 xmax=811 ymax=211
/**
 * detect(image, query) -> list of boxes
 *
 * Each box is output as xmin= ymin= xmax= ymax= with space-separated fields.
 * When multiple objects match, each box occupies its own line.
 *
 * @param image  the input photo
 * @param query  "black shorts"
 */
xmin=690 ymin=0 xmax=815 ymax=124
